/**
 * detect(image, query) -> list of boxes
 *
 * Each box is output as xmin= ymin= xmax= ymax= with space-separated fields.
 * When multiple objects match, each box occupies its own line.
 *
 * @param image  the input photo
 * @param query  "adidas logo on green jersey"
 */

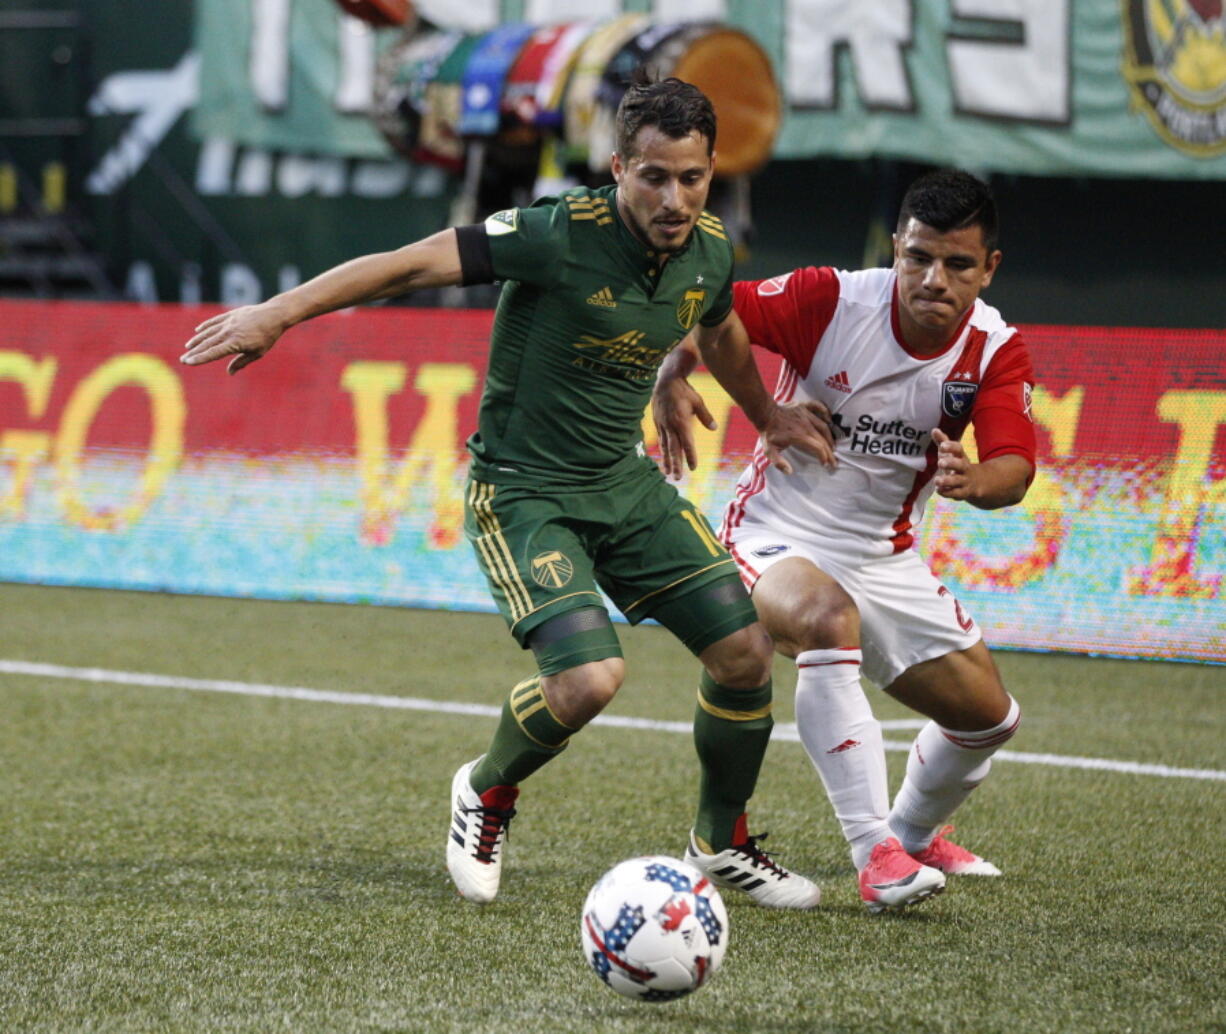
xmin=586 ymin=286 xmax=617 ymax=308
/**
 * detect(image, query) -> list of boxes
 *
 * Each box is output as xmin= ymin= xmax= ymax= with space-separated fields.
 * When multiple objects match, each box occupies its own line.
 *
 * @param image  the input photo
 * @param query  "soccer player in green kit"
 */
xmin=182 ymin=76 xmax=832 ymax=908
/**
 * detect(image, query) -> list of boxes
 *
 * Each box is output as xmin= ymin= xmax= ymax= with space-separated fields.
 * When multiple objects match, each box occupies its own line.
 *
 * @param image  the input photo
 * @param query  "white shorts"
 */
xmin=725 ymin=524 xmax=982 ymax=688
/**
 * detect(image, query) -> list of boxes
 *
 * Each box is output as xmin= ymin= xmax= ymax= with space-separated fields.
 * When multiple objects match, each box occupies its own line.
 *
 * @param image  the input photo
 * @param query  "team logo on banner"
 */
xmin=942 ymin=381 xmax=978 ymax=418
xmin=1122 ymin=0 xmax=1226 ymax=156
xmin=531 ymin=550 xmax=573 ymax=588
xmin=676 ymin=289 xmax=707 ymax=330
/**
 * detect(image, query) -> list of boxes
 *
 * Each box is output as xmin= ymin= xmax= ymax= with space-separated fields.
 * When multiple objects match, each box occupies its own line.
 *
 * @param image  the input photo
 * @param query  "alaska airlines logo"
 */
xmin=572 ymin=329 xmax=660 ymax=372
xmin=531 ymin=550 xmax=573 ymax=588
xmin=1122 ymin=0 xmax=1226 ymax=155
xmin=676 ymin=289 xmax=707 ymax=330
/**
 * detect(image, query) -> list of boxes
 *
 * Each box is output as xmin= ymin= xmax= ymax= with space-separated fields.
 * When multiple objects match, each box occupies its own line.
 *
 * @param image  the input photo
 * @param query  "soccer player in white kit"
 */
xmin=653 ymin=170 xmax=1036 ymax=913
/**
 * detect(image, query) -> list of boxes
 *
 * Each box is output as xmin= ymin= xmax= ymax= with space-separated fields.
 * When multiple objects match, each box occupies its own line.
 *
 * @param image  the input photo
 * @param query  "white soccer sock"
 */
xmin=888 ymin=694 xmax=1022 ymax=854
xmin=794 ymin=648 xmax=890 ymax=869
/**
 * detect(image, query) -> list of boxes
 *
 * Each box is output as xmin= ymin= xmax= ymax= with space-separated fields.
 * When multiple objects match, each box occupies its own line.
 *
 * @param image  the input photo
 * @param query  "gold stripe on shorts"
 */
xmin=468 ymin=480 xmax=533 ymax=621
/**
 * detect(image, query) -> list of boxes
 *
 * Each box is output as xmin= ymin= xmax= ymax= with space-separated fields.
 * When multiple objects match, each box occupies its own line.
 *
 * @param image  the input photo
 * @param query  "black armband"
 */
xmin=455 ymin=224 xmax=495 ymax=286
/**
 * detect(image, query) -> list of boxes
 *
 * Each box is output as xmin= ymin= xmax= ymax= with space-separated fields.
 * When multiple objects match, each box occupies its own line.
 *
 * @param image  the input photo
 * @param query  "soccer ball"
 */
xmin=580 ymin=855 xmax=728 ymax=1002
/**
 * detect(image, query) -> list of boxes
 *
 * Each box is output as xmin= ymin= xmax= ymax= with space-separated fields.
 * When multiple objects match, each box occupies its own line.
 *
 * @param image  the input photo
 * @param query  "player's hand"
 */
xmin=932 ymin=428 xmax=974 ymax=499
xmin=180 ymin=303 xmax=287 ymax=374
xmin=652 ymin=376 xmax=717 ymax=480
xmin=761 ymin=400 xmax=836 ymax=475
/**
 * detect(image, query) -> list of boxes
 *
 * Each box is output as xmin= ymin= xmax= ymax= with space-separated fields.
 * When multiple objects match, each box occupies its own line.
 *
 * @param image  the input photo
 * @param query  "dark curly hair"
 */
xmin=897 ymin=169 xmax=1000 ymax=253
xmin=615 ymin=72 xmax=717 ymax=159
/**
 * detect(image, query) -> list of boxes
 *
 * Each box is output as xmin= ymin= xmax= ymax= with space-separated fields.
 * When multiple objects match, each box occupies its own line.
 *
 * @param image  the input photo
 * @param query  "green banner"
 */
xmin=193 ymin=0 xmax=395 ymax=158
xmin=192 ymin=0 xmax=1226 ymax=179
xmin=761 ymin=0 xmax=1226 ymax=177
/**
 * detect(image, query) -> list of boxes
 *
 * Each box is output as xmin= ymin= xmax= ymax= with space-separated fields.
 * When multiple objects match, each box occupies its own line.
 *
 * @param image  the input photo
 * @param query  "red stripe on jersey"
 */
xmin=889 ymin=328 xmax=989 ymax=553
xmin=971 ymin=333 xmax=1036 ymax=471
xmin=725 ymin=542 xmax=760 ymax=591
xmin=722 ymin=441 xmax=772 ymax=538
xmin=720 ymin=360 xmax=800 ymax=537
xmin=734 ymin=267 xmax=840 ymax=376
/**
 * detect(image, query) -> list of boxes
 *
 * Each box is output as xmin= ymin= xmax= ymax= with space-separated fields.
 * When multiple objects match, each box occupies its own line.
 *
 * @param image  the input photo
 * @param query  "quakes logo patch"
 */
xmin=1122 ymin=0 xmax=1226 ymax=156
xmin=942 ymin=381 xmax=978 ymax=418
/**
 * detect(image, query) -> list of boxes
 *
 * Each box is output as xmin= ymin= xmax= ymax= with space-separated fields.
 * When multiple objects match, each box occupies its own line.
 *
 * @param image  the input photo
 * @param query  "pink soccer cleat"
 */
xmin=909 ymin=826 xmax=1002 ymax=876
xmin=858 ymin=837 xmax=946 ymax=914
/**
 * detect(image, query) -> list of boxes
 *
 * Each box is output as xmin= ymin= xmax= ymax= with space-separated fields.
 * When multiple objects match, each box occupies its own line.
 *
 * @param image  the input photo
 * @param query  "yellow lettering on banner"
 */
xmin=54 ymin=354 xmax=185 ymax=531
xmin=0 ymin=351 xmax=58 ymax=518
xmin=1128 ymin=390 xmax=1226 ymax=599
xmin=1031 ymin=385 xmax=1084 ymax=457
xmin=341 ymin=361 xmax=476 ymax=549
xmin=639 ymin=372 xmax=733 ymax=512
xmin=926 ymin=387 xmax=1083 ymax=589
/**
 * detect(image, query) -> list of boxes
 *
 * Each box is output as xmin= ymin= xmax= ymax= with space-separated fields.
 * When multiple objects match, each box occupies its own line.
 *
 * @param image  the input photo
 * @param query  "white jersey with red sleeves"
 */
xmin=721 ymin=266 xmax=1036 ymax=562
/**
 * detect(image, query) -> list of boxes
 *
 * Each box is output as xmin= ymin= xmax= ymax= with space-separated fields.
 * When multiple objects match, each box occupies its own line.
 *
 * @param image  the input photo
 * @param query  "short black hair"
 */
xmin=615 ymin=72 xmax=717 ymax=159
xmin=897 ymin=169 xmax=1000 ymax=253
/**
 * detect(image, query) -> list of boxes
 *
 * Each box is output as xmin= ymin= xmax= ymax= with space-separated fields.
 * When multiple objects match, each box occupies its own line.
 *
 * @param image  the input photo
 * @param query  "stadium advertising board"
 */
xmin=1 ymin=301 xmax=1223 ymax=663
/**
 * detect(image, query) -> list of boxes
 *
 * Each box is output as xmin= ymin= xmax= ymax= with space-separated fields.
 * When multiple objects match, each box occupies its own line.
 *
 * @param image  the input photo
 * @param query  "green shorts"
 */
xmin=464 ymin=464 xmax=737 ymax=646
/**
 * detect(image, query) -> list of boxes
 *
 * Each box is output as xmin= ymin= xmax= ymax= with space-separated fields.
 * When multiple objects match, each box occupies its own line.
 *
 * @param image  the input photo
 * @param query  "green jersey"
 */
xmin=468 ymin=184 xmax=734 ymax=484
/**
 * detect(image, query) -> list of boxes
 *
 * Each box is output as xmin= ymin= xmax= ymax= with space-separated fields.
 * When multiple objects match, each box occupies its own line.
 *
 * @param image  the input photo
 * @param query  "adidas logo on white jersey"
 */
xmin=825 ymin=370 xmax=852 ymax=393
xmin=586 ymin=286 xmax=617 ymax=308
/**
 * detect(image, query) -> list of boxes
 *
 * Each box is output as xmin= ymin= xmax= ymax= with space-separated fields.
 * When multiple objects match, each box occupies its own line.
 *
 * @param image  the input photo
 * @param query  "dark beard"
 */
xmin=623 ymin=206 xmax=693 ymax=255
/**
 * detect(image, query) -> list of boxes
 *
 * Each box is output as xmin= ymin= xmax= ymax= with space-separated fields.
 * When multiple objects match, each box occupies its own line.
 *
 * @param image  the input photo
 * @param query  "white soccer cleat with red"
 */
xmin=858 ymin=837 xmax=946 ymax=914
xmin=446 ymin=758 xmax=519 ymax=904
xmin=910 ymin=827 xmax=1002 ymax=876
xmin=684 ymin=818 xmax=821 ymax=910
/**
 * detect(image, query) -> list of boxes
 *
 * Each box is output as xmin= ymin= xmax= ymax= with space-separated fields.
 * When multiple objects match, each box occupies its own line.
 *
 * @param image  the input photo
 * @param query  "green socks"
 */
xmin=469 ymin=670 xmax=773 ymax=853
xmin=470 ymin=675 xmax=575 ymax=793
xmin=692 ymin=671 xmax=774 ymax=851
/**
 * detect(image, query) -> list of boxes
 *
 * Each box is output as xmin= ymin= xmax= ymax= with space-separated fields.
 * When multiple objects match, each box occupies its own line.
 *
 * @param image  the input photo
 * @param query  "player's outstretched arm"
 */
xmin=181 ymin=229 xmax=464 ymax=375
xmin=652 ymin=337 xmax=718 ymax=479
xmin=694 ymin=310 xmax=836 ymax=475
xmin=932 ymin=428 xmax=1033 ymax=508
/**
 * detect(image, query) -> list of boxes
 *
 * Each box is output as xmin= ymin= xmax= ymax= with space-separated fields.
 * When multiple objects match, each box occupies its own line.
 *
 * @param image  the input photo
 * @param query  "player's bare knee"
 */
xmin=780 ymin=585 xmax=859 ymax=653
xmin=542 ymin=658 xmax=625 ymax=726
xmin=700 ymin=623 xmax=773 ymax=687
xmin=966 ymin=686 xmax=1016 ymax=730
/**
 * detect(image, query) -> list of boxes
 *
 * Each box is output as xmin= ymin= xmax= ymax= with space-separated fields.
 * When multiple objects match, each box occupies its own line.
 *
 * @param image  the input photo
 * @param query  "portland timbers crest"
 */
xmin=676 ymin=289 xmax=706 ymax=330
xmin=1121 ymin=0 xmax=1226 ymax=156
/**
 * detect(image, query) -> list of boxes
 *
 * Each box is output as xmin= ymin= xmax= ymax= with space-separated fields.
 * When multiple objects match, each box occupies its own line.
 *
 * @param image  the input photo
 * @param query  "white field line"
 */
xmin=3 ymin=659 xmax=1224 ymax=783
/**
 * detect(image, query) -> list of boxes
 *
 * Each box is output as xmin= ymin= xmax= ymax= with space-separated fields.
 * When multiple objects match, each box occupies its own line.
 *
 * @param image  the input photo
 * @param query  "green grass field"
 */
xmin=1 ymin=583 xmax=1223 ymax=1033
